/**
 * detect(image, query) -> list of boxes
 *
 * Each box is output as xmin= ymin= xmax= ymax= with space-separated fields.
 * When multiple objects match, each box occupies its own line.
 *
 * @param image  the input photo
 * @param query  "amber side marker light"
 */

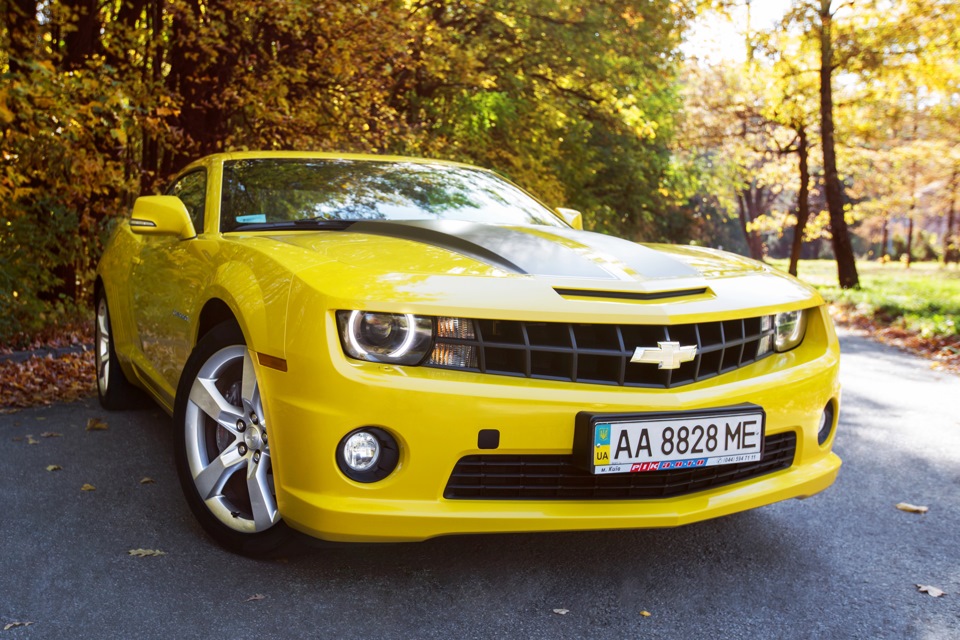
xmin=257 ymin=352 xmax=288 ymax=372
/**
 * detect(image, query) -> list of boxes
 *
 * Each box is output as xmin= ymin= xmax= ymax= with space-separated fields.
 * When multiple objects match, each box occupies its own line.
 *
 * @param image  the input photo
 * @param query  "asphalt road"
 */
xmin=2 ymin=329 xmax=959 ymax=639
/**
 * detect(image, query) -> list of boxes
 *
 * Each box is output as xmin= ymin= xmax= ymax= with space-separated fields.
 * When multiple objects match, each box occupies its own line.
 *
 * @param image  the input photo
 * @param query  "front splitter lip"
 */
xmin=278 ymin=453 xmax=841 ymax=543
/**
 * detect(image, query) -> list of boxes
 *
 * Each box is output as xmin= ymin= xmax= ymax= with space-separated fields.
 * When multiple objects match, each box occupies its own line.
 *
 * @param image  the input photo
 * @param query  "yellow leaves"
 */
xmin=80 ymin=483 xmax=96 ymax=492
xmin=0 ymin=90 xmax=14 ymax=125
xmin=86 ymin=417 xmax=108 ymax=431
xmin=40 ymin=432 xmax=62 ymax=438
xmin=3 ymin=622 xmax=34 ymax=631
xmin=46 ymin=465 xmax=62 ymax=472
xmin=128 ymin=549 xmax=166 ymax=557
xmin=26 ymin=435 xmax=39 ymax=445
xmin=640 ymin=610 xmax=652 ymax=617
xmin=110 ymin=127 xmax=128 ymax=146
xmin=139 ymin=477 xmax=155 ymax=484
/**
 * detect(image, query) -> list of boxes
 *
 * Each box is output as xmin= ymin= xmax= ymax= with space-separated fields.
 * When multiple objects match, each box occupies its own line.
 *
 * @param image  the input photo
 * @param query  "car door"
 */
xmin=131 ymin=170 xmax=212 ymax=400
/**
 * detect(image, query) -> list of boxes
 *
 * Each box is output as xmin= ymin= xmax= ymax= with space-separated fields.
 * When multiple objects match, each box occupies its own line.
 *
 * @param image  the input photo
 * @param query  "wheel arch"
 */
xmin=196 ymin=298 xmax=240 ymax=344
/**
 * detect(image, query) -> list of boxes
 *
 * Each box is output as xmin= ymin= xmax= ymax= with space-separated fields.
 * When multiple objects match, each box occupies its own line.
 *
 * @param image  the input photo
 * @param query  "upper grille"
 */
xmin=444 ymin=432 xmax=796 ymax=500
xmin=426 ymin=316 xmax=775 ymax=389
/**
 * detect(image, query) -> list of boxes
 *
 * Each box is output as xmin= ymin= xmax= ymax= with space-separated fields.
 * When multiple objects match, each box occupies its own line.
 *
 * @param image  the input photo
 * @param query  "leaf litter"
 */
xmin=916 ymin=585 xmax=946 ymax=598
xmin=896 ymin=503 xmax=929 ymax=514
xmin=86 ymin=417 xmax=108 ymax=431
xmin=128 ymin=549 xmax=166 ymax=557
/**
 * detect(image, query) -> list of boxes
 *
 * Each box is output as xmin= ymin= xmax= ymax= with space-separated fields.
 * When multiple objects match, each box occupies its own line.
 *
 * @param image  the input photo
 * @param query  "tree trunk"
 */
xmin=736 ymin=185 xmax=766 ymax=261
xmin=61 ymin=0 xmax=101 ymax=69
xmin=944 ymin=168 xmax=958 ymax=264
xmin=818 ymin=1 xmax=859 ymax=288
xmin=905 ymin=215 xmax=914 ymax=268
xmin=4 ymin=0 xmax=37 ymax=75
xmin=789 ymin=124 xmax=810 ymax=276
xmin=880 ymin=216 xmax=889 ymax=261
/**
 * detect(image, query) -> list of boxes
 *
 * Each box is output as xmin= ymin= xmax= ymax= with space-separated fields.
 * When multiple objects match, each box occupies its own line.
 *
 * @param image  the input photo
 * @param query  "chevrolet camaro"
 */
xmin=95 ymin=151 xmax=841 ymax=555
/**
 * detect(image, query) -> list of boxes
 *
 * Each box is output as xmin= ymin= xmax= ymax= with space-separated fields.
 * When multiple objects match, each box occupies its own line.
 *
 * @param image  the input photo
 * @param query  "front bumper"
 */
xmin=259 ymin=307 xmax=841 ymax=543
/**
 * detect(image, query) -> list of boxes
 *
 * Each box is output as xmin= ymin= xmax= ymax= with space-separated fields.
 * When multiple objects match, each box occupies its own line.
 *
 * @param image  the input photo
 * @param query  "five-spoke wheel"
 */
xmin=174 ymin=322 xmax=291 ymax=555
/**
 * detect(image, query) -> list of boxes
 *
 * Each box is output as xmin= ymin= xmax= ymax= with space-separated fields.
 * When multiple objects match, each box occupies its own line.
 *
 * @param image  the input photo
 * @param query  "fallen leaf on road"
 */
xmin=917 ymin=584 xmax=946 ymax=597
xmin=128 ymin=549 xmax=166 ymax=557
xmin=80 ymin=483 xmax=96 ymax=491
xmin=139 ymin=477 xmax=155 ymax=484
xmin=26 ymin=435 xmax=39 ymax=445
xmin=640 ymin=611 xmax=651 ymax=617
xmin=86 ymin=418 xmax=108 ymax=431
xmin=3 ymin=622 xmax=34 ymax=631
xmin=245 ymin=594 xmax=267 ymax=602
xmin=552 ymin=609 xmax=569 ymax=615
xmin=46 ymin=465 xmax=62 ymax=472
xmin=896 ymin=503 xmax=929 ymax=514
xmin=40 ymin=432 xmax=62 ymax=438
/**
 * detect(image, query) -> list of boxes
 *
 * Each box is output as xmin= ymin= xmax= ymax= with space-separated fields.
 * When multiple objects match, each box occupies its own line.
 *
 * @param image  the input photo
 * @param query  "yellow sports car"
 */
xmin=95 ymin=151 xmax=841 ymax=555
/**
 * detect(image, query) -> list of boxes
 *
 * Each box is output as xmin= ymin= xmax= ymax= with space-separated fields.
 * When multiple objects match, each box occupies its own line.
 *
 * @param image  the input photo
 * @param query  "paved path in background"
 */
xmin=2 ymin=330 xmax=959 ymax=639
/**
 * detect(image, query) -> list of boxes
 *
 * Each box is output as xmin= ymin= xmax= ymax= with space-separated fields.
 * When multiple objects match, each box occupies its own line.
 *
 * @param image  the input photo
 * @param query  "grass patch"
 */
xmin=768 ymin=259 xmax=960 ymax=338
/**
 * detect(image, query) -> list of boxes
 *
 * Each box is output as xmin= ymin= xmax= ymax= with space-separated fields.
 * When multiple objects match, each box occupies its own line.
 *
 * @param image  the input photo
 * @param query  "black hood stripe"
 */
xmin=348 ymin=220 xmax=698 ymax=281
xmin=349 ymin=220 xmax=528 ymax=274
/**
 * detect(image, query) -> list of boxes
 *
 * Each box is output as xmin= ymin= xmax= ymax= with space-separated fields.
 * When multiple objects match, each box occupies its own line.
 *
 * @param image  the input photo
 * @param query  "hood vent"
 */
xmin=553 ymin=287 xmax=709 ymax=302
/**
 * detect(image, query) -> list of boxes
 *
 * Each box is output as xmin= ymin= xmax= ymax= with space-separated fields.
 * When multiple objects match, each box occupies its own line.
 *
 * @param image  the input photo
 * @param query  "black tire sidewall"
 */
xmin=95 ymin=292 xmax=138 ymax=410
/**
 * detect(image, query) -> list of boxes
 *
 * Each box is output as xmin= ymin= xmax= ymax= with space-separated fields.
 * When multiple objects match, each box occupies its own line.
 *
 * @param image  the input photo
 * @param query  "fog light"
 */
xmin=818 ymin=401 xmax=836 ymax=445
xmin=343 ymin=431 xmax=380 ymax=471
xmin=336 ymin=427 xmax=400 ymax=483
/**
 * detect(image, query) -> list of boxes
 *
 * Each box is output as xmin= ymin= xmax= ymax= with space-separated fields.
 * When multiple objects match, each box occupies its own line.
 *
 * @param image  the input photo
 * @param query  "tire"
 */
xmin=173 ymin=321 xmax=293 ymax=556
xmin=95 ymin=292 xmax=141 ymax=410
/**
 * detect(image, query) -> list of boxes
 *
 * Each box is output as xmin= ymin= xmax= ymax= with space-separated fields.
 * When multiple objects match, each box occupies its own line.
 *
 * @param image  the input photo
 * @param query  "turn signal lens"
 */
xmin=429 ymin=317 xmax=478 ymax=368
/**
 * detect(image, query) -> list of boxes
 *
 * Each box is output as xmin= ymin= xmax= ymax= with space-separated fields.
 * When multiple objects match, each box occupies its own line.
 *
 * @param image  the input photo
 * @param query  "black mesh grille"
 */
xmin=426 ymin=316 xmax=774 ymax=389
xmin=444 ymin=432 xmax=796 ymax=500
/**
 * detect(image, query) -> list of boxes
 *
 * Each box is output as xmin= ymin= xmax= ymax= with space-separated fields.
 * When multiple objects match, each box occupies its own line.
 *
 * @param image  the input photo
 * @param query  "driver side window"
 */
xmin=166 ymin=170 xmax=207 ymax=233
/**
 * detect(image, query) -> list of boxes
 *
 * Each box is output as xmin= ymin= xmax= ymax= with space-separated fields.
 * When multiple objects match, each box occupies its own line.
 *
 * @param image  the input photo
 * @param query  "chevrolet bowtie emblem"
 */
xmin=630 ymin=341 xmax=698 ymax=370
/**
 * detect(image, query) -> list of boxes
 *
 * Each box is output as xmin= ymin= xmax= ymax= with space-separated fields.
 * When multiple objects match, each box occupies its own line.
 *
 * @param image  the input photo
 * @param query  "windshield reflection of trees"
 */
xmin=221 ymin=159 xmax=562 ymax=231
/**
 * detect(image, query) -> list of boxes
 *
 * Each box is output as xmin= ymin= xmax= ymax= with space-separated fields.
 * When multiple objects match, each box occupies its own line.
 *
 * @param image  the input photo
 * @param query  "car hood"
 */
xmin=252 ymin=220 xmax=821 ymax=322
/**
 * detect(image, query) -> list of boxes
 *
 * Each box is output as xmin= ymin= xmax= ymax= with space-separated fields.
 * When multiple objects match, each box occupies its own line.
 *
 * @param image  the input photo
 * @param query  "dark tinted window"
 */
xmin=220 ymin=159 xmax=564 ymax=232
xmin=167 ymin=170 xmax=206 ymax=232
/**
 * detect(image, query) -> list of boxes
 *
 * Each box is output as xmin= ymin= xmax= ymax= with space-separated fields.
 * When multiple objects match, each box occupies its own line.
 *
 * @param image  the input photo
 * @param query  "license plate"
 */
xmin=574 ymin=406 xmax=766 ymax=475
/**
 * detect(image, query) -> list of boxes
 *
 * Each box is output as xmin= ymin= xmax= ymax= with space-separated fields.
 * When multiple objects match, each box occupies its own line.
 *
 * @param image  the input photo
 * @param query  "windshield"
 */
xmin=220 ymin=159 xmax=566 ymax=232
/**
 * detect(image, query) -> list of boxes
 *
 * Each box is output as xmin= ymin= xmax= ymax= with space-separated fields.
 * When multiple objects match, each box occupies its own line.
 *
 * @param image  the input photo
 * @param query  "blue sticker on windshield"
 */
xmin=236 ymin=214 xmax=267 ymax=224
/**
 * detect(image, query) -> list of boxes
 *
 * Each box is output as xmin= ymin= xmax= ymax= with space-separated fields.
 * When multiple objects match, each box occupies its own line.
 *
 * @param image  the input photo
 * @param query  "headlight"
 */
xmin=774 ymin=309 xmax=807 ymax=352
xmin=336 ymin=311 xmax=434 ymax=365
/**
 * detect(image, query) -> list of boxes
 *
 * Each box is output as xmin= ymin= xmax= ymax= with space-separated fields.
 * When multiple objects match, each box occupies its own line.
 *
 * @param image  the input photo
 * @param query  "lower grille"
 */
xmin=444 ymin=432 xmax=796 ymax=500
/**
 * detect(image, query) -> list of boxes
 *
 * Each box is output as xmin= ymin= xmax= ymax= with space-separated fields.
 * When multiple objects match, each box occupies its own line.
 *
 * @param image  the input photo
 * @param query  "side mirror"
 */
xmin=555 ymin=207 xmax=583 ymax=230
xmin=129 ymin=196 xmax=197 ymax=240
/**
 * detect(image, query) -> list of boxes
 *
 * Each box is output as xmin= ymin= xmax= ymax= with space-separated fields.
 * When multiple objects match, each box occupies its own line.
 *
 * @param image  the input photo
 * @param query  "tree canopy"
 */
xmin=1 ymin=0 xmax=695 ymax=340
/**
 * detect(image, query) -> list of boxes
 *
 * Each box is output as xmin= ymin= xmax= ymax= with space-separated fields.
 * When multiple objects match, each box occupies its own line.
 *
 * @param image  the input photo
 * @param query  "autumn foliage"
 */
xmin=1 ymin=0 xmax=693 ymax=343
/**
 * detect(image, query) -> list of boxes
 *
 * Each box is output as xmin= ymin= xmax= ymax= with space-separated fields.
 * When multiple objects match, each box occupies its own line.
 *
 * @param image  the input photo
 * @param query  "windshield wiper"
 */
xmin=232 ymin=219 xmax=357 ymax=232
